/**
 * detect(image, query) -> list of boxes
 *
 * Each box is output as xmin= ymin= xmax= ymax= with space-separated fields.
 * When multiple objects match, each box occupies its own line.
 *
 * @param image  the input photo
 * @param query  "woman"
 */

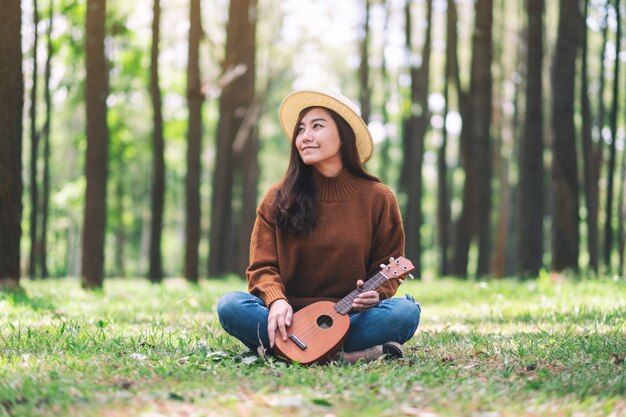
xmin=217 ymin=89 xmax=421 ymax=363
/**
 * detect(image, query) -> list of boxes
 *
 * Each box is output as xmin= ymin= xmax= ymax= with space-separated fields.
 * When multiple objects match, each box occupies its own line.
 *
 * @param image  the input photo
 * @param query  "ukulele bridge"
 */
xmin=288 ymin=334 xmax=307 ymax=351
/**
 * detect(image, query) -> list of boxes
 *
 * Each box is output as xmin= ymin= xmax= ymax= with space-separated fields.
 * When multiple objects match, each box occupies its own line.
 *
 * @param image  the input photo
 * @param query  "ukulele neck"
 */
xmin=334 ymin=272 xmax=387 ymax=315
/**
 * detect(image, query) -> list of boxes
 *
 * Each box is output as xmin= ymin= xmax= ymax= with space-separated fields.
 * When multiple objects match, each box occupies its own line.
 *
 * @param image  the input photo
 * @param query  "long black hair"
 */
xmin=274 ymin=106 xmax=379 ymax=235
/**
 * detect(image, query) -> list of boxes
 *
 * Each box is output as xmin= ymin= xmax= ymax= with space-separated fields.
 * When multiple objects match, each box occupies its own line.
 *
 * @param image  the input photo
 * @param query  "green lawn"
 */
xmin=1 ymin=275 xmax=624 ymax=417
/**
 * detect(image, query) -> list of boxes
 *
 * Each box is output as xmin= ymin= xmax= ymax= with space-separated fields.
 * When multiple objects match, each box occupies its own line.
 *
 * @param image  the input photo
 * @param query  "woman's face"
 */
xmin=295 ymin=107 xmax=343 ymax=175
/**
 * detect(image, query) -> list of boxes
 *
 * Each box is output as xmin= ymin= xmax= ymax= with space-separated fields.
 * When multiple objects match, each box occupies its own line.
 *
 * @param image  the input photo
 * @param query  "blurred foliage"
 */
xmin=18 ymin=0 xmax=626 ymax=279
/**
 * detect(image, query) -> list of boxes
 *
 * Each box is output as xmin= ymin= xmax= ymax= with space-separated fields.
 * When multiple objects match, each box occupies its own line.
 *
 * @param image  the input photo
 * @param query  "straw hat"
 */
xmin=279 ymin=89 xmax=374 ymax=164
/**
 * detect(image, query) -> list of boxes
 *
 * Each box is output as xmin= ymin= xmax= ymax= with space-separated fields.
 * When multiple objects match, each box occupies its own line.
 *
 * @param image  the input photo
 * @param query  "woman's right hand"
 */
xmin=268 ymin=298 xmax=293 ymax=348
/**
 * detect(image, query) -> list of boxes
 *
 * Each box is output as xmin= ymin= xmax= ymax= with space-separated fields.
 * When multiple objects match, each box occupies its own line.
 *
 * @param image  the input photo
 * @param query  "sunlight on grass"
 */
xmin=0 ymin=276 xmax=624 ymax=417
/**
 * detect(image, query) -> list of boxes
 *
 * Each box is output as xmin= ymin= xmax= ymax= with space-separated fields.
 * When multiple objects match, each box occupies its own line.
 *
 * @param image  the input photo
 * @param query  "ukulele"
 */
xmin=273 ymin=256 xmax=415 ymax=365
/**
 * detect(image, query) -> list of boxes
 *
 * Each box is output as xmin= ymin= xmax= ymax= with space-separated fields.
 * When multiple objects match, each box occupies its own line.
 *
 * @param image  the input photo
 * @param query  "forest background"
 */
xmin=1 ymin=0 xmax=626 ymax=288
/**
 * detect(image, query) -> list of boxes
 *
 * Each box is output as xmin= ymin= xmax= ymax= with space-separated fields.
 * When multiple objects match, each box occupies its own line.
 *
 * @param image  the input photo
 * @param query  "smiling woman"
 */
xmin=295 ymin=108 xmax=346 ymax=176
xmin=217 ymin=88 xmax=421 ymax=364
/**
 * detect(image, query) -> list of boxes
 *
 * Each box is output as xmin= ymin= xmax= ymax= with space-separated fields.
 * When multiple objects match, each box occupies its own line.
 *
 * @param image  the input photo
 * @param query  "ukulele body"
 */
xmin=272 ymin=256 xmax=415 ymax=365
xmin=274 ymin=301 xmax=350 ymax=365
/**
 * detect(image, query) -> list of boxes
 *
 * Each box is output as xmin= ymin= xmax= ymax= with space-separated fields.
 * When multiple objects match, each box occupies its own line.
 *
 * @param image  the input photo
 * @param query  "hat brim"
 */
xmin=279 ymin=90 xmax=374 ymax=164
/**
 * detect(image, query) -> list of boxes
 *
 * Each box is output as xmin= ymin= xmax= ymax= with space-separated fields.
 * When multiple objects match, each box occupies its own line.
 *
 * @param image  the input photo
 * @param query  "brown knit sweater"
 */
xmin=246 ymin=168 xmax=405 ymax=308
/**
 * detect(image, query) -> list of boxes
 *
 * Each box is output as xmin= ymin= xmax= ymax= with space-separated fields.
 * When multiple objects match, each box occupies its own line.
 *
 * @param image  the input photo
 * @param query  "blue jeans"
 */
xmin=217 ymin=291 xmax=421 ymax=352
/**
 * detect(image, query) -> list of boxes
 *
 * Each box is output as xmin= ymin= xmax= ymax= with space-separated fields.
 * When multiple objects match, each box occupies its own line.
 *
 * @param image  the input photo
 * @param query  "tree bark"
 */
xmin=491 ymin=0 xmax=518 ymax=278
xmin=618 ymin=5 xmax=626 ymax=275
xmin=82 ymin=0 xmax=109 ymax=288
xmin=40 ymin=0 xmax=54 ymax=278
xmin=184 ymin=0 xmax=203 ymax=282
xmin=618 ymin=136 xmax=626 ymax=274
xmin=234 ymin=102 xmax=260 ymax=275
xmin=29 ymin=0 xmax=40 ymax=279
xmin=113 ymin=178 xmax=126 ymax=277
xmin=596 ymin=1 xmax=609 ymax=268
xmin=518 ymin=0 xmax=545 ymax=277
xmin=450 ymin=0 xmax=474 ymax=278
xmin=209 ymin=0 xmax=257 ymax=276
xmin=438 ymin=0 xmax=456 ymax=277
xmin=378 ymin=1 xmax=392 ymax=184
xmin=149 ymin=0 xmax=165 ymax=282
xmin=359 ymin=0 xmax=371 ymax=124
xmin=504 ymin=0 xmax=525 ymax=276
xmin=597 ymin=1 xmax=609 ymax=137
xmin=0 ymin=0 xmax=24 ymax=288
xmin=470 ymin=0 xmax=493 ymax=277
xmin=604 ymin=0 xmax=621 ymax=270
xmin=580 ymin=0 xmax=600 ymax=273
xmin=551 ymin=0 xmax=580 ymax=272
xmin=451 ymin=0 xmax=493 ymax=278
xmin=400 ymin=0 xmax=432 ymax=278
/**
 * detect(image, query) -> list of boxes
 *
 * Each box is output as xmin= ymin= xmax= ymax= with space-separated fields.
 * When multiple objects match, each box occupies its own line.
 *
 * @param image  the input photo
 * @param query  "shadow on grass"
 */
xmin=0 ymin=286 xmax=57 ymax=311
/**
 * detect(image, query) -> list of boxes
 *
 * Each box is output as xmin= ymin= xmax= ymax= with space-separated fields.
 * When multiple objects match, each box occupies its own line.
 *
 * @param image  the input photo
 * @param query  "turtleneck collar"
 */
xmin=312 ymin=167 xmax=363 ymax=201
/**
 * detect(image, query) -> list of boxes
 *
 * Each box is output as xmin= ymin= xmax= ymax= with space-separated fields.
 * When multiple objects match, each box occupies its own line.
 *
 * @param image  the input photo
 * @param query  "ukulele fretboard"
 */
xmin=334 ymin=272 xmax=387 ymax=314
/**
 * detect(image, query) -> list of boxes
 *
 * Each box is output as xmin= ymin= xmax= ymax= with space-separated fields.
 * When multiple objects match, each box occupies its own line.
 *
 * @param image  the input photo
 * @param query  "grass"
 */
xmin=0 ymin=274 xmax=624 ymax=417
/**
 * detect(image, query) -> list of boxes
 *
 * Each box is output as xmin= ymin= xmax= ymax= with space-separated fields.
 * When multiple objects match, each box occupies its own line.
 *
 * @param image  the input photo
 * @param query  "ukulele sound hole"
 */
xmin=316 ymin=315 xmax=333 ymax=329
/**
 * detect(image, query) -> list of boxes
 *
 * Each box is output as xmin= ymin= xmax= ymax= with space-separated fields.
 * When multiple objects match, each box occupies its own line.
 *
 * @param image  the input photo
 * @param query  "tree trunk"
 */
xmin=438 ymin=0 xmax=457 ymax=277
xmin=596 ymin=1 xmax=609 ymax=268
xmin=29 ymin=0 xmax=40 ymax=279
xmin=113 ymin=178 xmax=126 ymax=277
xmin=210 ymin=82 xmax=231 ymax=271
xmin=149 ymin=0 xmax=165 ymax=282
xmin=504 ymin=0 xmax=525 ymax=276
xmin=184 ymin=0 xmax=203 ymax=282
xmin=0 ymin=0 xmax=24 ymax=288
xmin=618 ymin=138 xmax=626 ymax=274
xmin=359 ymin=0 xmax=371 ymax=124
xmin=378 ymin=1 xmax=392 ymax=184
xmin=551 ymin=0 xmax=580 ymax=272
xmin=470 ymin=0 xmax=493 ymax=277
xmin=580 ymin=0 xmax=600 ymax=273
xmin=40 ymin=0 xmax=54 ymax=278
xmin=491 ymin=0 xmax=517 ymax=278
xmin=451 ymin=0 xmax=493 ymax=278
xmin=597 ymin=1 xmax=609 ymax=136
xmin=400 ymin=0 xmax=432 ymax=278
xmin=82 ymin=0 xmax=109 ymax=288
xmin=617 ymin=6 xmax=626 ymax=278
xmin=604 ymin=0 xmax=621 ymax=270
xmin=233 ymin=12 xmax=259 ymax=278
xmin=68 ymin=218 xmax=80 ymax=277
xmin=518 ymin=0 xmax=545 ymax=277
xmin=209 ymin=0 xmax=257 ymax=276
xmin=450 ymin=0 xmax=473 ymax=278
xmin=451 ymin=100 xmax=473 ymax=278
xmin=234 ymin=102 xmax=260 ymax=275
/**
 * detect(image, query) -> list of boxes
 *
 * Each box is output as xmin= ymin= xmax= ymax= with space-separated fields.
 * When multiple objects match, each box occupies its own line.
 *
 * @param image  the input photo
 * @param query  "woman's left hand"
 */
xmin=351 ymin=279 xmax=380 ymax=311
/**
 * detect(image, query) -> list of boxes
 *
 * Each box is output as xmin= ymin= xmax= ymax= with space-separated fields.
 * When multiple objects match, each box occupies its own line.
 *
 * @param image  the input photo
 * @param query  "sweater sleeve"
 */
xmin=368 ymin=187 xmax=406 ymax=300
xmin=246 ymin=189 xmax=287 ymax=307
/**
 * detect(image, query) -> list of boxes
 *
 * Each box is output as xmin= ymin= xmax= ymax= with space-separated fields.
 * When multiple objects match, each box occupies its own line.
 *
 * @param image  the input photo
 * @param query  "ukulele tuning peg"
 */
xmin=389 ymin=257 xmax=395 ymax=263
xmin=408 ymin=274 xmax=415 ymax=280
xmin=380 ymin=264 xmax=386 ymax=269
xmin=398 ymin=279 xmax=404 ymax=284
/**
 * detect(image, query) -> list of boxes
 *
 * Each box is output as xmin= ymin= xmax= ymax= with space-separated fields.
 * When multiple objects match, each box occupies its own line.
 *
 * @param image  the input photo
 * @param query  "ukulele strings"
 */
xmin=285 ymin=273 xmax=385 ymax=341
xmin=281 ymin=303 xmax=341 ymax=343
xmin=282 ymin=272 xmax=394 ymax=343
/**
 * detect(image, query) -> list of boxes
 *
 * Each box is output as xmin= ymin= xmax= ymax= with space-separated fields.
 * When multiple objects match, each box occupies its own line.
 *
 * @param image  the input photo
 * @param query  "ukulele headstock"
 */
xmin=379 ymin=256 xmax=415 ymax=282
